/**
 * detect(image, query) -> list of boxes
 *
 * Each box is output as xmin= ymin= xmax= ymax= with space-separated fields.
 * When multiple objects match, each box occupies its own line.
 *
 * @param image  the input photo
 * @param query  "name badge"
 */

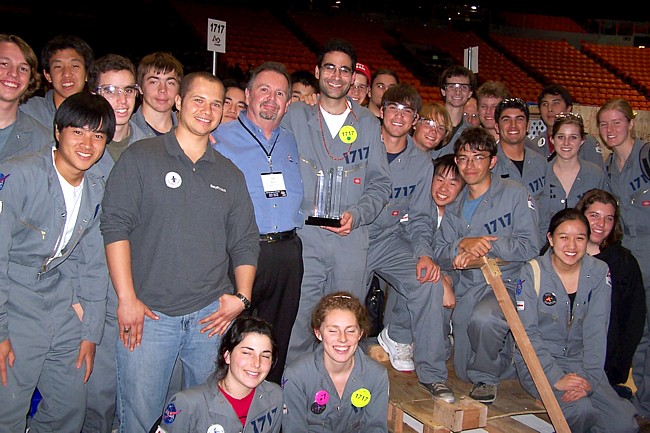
xmin=261 ymin=172 xmax=287 ymax=198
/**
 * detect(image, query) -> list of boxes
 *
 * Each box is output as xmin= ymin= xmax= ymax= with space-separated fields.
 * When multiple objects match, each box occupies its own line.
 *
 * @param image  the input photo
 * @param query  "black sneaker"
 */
xmin=419 ymin=381 xmax=455 ymax=403
xmin=469 ymin=382 xmax=497 ymax=404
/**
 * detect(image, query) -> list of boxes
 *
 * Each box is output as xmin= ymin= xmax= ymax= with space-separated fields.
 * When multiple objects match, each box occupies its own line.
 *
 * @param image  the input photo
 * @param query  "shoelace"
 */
xmin=394 ymin=343 xmax=413 ymax=360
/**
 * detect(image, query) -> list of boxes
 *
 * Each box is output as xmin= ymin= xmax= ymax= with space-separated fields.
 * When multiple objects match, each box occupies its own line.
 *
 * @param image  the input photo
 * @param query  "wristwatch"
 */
xmin=235 ymin=293 xmax=251 ymax=310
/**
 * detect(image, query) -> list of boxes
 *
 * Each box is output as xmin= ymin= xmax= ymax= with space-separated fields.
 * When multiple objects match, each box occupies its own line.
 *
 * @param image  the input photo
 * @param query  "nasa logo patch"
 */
xmin=0 ymin=172 xmax=10 ymax=191
xmin=163 ymin=403 xmax=181 ymax=424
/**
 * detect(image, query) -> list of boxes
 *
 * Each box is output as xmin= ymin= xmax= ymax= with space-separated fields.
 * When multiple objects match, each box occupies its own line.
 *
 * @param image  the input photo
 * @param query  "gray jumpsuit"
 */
xmin=156 ymin=374 xmax=282 ymax=433
xmin=537 ymin=159 xmax=608 ymax=244
xmin=515 ymin=252 xmax=638 ymax=433
xmin=368 ymin=137 xmax=447 ymax=383
xmin=492 ymin=142 xmax=548 ymax=205
xmin=281 ymin=99 xmax=391 ymax=365
xmin=282 ymin=344 xmax=389 ymax=433
xmin=605 ymin=139 xmax=650 ymax=418
xmin=433 ymin=175 xmax=540 ymax=385
xmin=0 ymin=148 xmax=109 ymax=433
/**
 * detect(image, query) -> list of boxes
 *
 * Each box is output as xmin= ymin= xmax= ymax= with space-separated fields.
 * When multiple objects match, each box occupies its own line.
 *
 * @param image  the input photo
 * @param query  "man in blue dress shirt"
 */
xmin=212 ymin=61 xmax=303 ymax=383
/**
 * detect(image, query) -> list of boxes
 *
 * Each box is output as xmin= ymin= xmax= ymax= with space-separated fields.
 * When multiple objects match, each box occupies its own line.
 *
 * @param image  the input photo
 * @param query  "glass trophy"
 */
xmin=306 ymin=167 xmax=343 ymax=227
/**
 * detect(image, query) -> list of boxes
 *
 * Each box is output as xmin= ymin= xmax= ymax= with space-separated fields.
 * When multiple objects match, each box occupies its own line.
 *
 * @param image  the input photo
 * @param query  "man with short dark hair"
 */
xmin=101 ymin=72 xmax=259 ymax=433
xmin=213 ymin=61 xmax=303 ymax=384
xmin=439 ymin=65 xmax=477 ymax=150
xmin=492 ymin=97 xmax=547 ymax=204
xmin=0 ymin=92 xmax=115 ymax=433
xmin=281 ymin=38 xmax=391 ymax=365
xmin=132 ymin=51 xmax=184 ymax=137
xmin=220 ymin=79 xmax=247 ymax=123
xmin=368 ymin=67 xmax=399 ymax=117
xmin=289 ymin=69 xmax=318 ymax=103
xmin=369 ymin=83 xmax=454 ymax=403
xmin=20 ymin=34 xmax=94 ymax=130
xmin=531 ymin=84 xmax=603 ymax=167
xmin=433 ymin=127 xmax=540 ymax=404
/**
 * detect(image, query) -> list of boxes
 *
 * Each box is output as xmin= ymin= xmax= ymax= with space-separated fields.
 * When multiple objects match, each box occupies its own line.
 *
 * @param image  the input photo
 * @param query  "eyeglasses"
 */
xmin=383 ymin=102 xmax=417 ymax=119
xmin=444 ymin=83 xmax=471 ymax=92
xmin=350 ymin=83 xmax=368 ymax=91
xmin=455 ymin=154 xmax=490 ymax=165
xmin=418 ymin=118 xmax=446 ymax=134
xmin=94 ymin=84 xmax=140 ymax=100
xmin=463 ymin=112 xmax=479 ymax=120
xmin=320 ymin=63 xmax=353 ymax=78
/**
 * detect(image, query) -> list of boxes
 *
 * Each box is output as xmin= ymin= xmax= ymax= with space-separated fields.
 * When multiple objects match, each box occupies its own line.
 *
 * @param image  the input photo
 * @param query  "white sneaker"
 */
xmin=377 ymin=326 xmax=414 ymax=371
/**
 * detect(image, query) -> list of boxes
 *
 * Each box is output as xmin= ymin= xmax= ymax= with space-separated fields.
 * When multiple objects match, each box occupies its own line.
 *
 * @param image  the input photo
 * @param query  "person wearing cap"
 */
xmin=491 ymin=97 xmax=547 ymax=206
xmin=348 ymin=62 xmax=370 ymax=107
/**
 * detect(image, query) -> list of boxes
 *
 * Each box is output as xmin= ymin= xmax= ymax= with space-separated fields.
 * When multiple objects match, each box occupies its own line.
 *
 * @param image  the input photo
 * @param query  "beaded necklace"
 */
xmin=318 ymin=100 xmax=357 ymax=161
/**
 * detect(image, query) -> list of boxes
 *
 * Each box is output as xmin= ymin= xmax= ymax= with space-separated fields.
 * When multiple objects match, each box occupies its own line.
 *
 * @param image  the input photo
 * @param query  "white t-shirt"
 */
xmin=320 ymin=105 xmax=350 ymax=139
xmin=50 ymin=148 xmax=84 ymax=261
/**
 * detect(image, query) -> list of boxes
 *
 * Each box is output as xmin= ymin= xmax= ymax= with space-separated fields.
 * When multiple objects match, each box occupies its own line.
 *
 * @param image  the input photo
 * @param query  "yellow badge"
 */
xmin=350 ymin=388 xmax=371 ymax=408
xmin=339 ymin=125 xmax=357 ymax=144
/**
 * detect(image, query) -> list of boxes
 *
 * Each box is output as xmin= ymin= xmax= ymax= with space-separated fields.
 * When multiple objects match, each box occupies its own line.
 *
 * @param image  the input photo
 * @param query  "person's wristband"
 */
xmin=235 ymin=293 xmax=251 ymax=310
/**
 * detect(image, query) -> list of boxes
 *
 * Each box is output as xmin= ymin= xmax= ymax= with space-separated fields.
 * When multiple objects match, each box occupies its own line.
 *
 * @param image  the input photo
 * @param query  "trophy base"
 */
xmin=306 ymin=216 xmax=341 ymax=228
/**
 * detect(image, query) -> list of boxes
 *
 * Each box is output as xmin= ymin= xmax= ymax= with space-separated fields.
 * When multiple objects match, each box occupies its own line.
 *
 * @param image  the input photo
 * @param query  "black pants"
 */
xmin=244 ymin=235 xmax=303 ymax=384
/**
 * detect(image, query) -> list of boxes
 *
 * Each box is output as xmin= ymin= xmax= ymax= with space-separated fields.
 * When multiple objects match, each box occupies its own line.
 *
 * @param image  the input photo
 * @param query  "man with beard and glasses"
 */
xmin=281 ymin=38 xmax=391 ymax=366
xmin=212 ymin=62 xmax=303 ymax=384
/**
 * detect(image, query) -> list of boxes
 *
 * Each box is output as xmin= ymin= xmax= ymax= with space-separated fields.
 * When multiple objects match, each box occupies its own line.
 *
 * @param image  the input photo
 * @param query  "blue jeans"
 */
xmin=116 ymin=298 xmax=222 ymax=433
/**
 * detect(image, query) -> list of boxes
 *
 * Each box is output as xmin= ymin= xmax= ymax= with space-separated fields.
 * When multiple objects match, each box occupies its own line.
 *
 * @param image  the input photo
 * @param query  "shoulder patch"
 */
xmin=163 ymin=402 xmax=181 ymax=424
xmin=0 ymin=172 xmax=11 ymax=191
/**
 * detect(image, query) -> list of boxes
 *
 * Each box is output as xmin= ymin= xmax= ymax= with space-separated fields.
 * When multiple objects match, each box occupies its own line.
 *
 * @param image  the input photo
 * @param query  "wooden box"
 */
xmin=432 ymin=398 xmax=487 ymax=432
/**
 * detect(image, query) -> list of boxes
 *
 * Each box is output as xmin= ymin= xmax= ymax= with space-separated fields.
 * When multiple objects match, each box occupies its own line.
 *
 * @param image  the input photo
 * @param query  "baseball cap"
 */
xmin=355 ymin=63 xmax=371 ymax=83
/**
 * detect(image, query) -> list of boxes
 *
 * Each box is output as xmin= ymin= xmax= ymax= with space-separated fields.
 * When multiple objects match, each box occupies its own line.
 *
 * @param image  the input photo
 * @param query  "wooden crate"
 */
xmin=369 ymin=342 xmax=549 ymax=433
xmin=433 ymin=398 xmax=487 ymax=432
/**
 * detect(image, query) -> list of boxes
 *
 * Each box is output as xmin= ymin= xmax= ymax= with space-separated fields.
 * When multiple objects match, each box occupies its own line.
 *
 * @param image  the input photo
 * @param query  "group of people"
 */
xmin=0 ymin=30 xmax=648 ymax=433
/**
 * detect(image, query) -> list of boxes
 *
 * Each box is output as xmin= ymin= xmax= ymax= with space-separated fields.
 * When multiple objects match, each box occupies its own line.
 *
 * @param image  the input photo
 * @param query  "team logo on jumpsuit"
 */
xmin=543 ymin=292 xmax=557 ymax=306
xmin=165 ymin=171 xmax=182 ymax=189
xmin=163 ymin=403 xmax=181 ymax=424
xmin=206 ymin=424 xmax=225 ymax=433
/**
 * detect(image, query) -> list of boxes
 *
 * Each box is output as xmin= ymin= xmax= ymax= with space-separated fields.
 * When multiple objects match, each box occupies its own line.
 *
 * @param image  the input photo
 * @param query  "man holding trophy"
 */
xmin=282 ymin=38 xmax=391 ymax=365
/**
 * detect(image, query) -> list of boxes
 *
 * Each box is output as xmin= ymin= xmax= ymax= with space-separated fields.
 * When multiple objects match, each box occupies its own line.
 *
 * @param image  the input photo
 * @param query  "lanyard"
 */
xmin=238 ymin=117 xmax=279 ymax=172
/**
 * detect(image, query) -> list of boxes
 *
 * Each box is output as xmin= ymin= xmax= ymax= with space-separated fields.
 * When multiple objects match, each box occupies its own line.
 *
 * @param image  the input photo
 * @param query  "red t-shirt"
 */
xmin=219 ymin=385 xmax=255 ymax=426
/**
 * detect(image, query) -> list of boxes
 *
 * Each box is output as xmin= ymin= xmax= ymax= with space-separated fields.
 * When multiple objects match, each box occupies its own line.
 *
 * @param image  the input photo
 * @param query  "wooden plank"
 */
xmin=478 ymin=257 xmax=571 ymax=433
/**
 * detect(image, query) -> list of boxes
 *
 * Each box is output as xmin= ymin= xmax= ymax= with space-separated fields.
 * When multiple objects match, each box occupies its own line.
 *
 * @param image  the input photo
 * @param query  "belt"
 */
xmin=259 ymin=229 xmax=296 ymax=243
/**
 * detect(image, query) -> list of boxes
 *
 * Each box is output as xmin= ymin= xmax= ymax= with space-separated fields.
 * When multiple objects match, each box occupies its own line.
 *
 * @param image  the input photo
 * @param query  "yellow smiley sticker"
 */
xmin=350 ymin=388 xmax=371 ymax=408
xmin=339 ymin=125 xmax=357 ymax=144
